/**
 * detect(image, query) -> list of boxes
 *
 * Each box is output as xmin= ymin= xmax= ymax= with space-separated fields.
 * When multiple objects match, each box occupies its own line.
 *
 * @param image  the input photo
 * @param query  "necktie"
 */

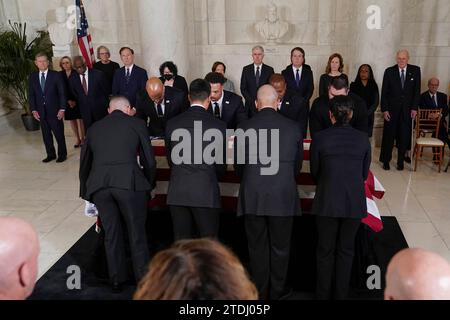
xmin=255 ymin=66 xmax=260 ymax=87
xmin=295 ymin=69 xmax=300 ymax=88
xmin=156 ymin=103 xmax=164 ymax=117
xmin=40 ymin=72 xmax=46 ymax=92
xmin=125 ymin=68 xmax=130 ymax=85
xmin=400 ymin=69 xmax=405 ymax=89
xmin=432 ymin=95 xmax=437 ymax=108
xmin=82 ymin=73 xmax=88 ymax=95
xmin=213 ymin=102 xmax=221 ymax=118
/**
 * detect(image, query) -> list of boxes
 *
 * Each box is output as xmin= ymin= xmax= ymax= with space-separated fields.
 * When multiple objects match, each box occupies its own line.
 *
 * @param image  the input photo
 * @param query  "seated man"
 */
xmin=385 ymin=248 xmax=450 ymax=300
xmin=309 ymin=74 xmax=369 ymax=139
xmin=135 ymin=77 xmax=188 ymax=137
xmin=0 ymin=217 xmax=39 ymax=300
xmin=204 ymin=72 xmax=248 ymax=129
xmin=269 ymin=73 xmax=309 ymax=137
xmin=419 ymin=77 xmax=450 ymax=150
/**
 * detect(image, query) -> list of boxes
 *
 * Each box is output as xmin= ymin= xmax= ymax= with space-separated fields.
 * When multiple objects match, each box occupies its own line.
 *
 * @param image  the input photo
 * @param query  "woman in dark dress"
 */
xmin=60 ymin=56 xmax=84 ymax=147
xmin=319 ymin=53 xmax=347 ymax=96
xmin=350 ymin=64 xmax=379 ymax=137
xmin=93 ymin=45 xmax=120 ymax=95
xmin=158 ymin=61 xmax=188 ymax=95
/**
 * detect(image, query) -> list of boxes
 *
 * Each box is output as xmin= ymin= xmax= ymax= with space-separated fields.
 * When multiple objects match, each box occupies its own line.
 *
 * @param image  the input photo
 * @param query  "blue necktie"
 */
xmin=125 ymin=68 xmax=130 ymax=85
xmin=255 ymin=66 xmax=260 ymax=87
xmin=295 ymin=69 xmax=300 ymax=88
xmin=40 ymin=72 xmax=46 ymax=92
xmin=400 ymin=69 xmax=405 ymax=89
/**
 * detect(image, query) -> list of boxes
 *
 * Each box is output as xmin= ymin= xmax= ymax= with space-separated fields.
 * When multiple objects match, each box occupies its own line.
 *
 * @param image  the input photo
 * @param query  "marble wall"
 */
xmin=1 ymin=0 xmax=449 ymax=106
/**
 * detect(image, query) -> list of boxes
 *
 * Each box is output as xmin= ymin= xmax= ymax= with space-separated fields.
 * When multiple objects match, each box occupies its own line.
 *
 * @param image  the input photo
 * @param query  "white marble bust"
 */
xmin=48 ymin=6 xmax=73 ymax=56
xmin=255 ymin=2 xmax=289 ymax=44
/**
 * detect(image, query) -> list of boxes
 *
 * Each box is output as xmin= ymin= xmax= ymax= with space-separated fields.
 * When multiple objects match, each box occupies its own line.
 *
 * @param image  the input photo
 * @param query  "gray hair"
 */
xmin=252 ymin=45 xmax=265 ymax=54
xmin=396 ymin=49 xmax=410 ymax=59
xmin=109 ymin=95 xmax=131 ymax=111
xmin=96 ymin=45 xmax=111 ymax=59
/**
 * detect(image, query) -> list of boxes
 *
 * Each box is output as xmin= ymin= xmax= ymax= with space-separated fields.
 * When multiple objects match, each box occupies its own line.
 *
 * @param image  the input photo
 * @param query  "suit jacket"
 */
xmin=208 ymin=90 xmax=248 ymax=129
xmin=235 ymin=108 xmax=303 ymax=217
xmin=112 ymin=65 xmax=148 ymax=107
xmin=278 ymin=89 xmax=309 ymax=137
xmin=240 ymin=63 xmax=274 ymax=116
xmin=135 ymin=86 xmax=188 ymax=137
xmin=309 ymin=93 xmax=369 ymax=139
xmin=281 ymin=64 xmax=314 ymax=103
xmin=28 ymin=70 xmax=66 ymax=118
xmin=159 ymin=75 xmax=189 ymax=95
xmin=69 ymin=69 xmax=109 ymax=127
xmin=79 ymin=110 xmax=156 ymax=201
xmin=310 ymin=125 xmax=370 ymax=219
xmin=419 ymin=91 xmax=449 ymax=116
xmin=381 ymin=64 xmax=421 ymax=118
xmin=165 ymin=106 xmax=227 ymax=208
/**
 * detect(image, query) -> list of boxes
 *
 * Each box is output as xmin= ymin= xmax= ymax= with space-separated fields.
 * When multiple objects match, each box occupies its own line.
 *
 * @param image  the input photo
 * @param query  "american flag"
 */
xmin=76 ymin=0 xmax=95 ymax=68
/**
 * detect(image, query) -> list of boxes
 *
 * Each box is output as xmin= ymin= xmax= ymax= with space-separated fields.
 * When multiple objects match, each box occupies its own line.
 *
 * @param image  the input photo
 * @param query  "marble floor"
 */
xmin=1 ymin=110 xmax=450 ymax=281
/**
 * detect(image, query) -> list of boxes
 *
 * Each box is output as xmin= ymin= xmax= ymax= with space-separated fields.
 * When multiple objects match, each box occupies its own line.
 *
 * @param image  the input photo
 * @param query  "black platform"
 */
xmin=29 ymin=212 xmax=408 ymax=300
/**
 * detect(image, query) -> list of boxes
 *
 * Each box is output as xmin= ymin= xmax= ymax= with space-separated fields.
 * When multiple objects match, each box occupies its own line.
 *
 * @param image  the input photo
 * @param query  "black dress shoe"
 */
xmin=383 ymin=162 xmax=390 ymax=170
xmin=404 ymin=156 xmax=411 ymax=164
xmin=397 ymin=163 xmax=404 ymax=171
xmin=42 ymin=156 xmax=56 ymax=163
xmin=56 ymin=156 xmax=67 ymax=163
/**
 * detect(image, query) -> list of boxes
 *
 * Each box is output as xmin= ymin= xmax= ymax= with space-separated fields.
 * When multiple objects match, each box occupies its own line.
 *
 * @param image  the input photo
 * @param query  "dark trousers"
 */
xmin=40 ymin=116 xmax=67 ymax=158
xmin=380 ymin=112 xmax=412 ymax=165
xmin=92 ymin=188 xmax=149 ymax=283
xmin=169 ymin=205 xmax=220 ymax=241
xmin=245 ymin=215 xmax=293 ymax=300
xmin=316 ymin=216 xmax=361 ymax=300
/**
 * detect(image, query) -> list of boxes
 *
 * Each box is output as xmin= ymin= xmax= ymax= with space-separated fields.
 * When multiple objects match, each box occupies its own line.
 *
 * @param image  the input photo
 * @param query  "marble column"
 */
xmin=351 ymin=0 xmax=402 ymax=146
xmin=137 ymin=0 xmax=189 ymax=79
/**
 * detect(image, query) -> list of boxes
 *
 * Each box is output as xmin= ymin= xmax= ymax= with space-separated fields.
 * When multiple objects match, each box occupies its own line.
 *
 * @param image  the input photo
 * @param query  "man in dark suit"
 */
xmin=309 ymin=74 xmax=369 ymax=139
xmin=240 ymin=45 xmax=275 ymax=117
xmin=135 ymin=77 xmax=188 ymax=137
xmin=310 ymin=96 xmax=371 ymax=300
xmin=281 ymin=47 xmax=314 ymax=104
xmin=380 ymin=50 xmax=421 ymax=171
xmin=165 ymin=79 xmax=227 ymax=240
xmin=112 ymin=47 xmax=148 ymax=108
xmin=419 ymin=77 xmax=450 ymax=149
xmin=204 ymin=72 xmax=248 ymax=129
xmin=69 ymin=56 xmax=109 ymax=130
xmin=79 ymin=96 xmax=156 ymax=292
xmin=28 ymin=53 xmax=67 ymax=163
xmin=235 ymin=84 xmax=303 ymax=300
xmin=269 ymin=73 xmax=309 ymax=137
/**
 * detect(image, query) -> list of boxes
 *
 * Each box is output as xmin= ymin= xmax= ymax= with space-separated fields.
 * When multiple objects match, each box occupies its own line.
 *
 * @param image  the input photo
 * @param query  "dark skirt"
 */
xmin=65 ymin=103 xmax=82 ymax=120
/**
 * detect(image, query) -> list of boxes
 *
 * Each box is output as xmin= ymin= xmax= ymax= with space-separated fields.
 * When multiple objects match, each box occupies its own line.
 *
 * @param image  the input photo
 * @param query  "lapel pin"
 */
xmin=225 ymin=101 xmax=230 ymax=104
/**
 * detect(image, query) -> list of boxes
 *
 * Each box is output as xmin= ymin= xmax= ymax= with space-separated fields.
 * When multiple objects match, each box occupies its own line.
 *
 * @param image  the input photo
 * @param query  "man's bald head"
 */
xmin=0 ymin=217 xmax=39 ymax=300
xmin=146 ymin=77 xmax=165 ymax=103
xmin=385 ymin=248 xmax=450 ymax=300
xmin=256 ymin=84 xmax=279 ymax=111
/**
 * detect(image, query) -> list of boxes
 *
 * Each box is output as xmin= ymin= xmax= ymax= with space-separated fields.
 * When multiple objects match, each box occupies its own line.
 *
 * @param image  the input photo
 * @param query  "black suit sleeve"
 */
xmin=235 ymin=96 xmax=248 ymax=125
xmin=305 ymin=69 xmax=314 ymax=102
xmin=362 ymin=138 xmax=371 ymax=181
xmin=137 ymin=121 xmax=156 ymax=188
xmin=28 ymin=75 xmax=37 ymax=112
xmin=296 ymin=96 xmax=309 ymax=137
xmin=411 ymin=67 xmax=421 ymax=110
xmin=56 ymin=73 xmax=67 ymax=110
xmin=112 ymin=70 xmax=120 ymax=95
xmin=79 ymin=136 xmax=93 ymax=199
xmin=135 ymin=93 xmax=148 ymax=123
xmin=309 ymin=137 xmax=320 ymax=184
xmin=240 ymin=68 xmax=251 ymax=103
xmin=309 ymin=98 xmax=322 ymax=139
xmin=380 ymin=69 xmax=390 ymax=113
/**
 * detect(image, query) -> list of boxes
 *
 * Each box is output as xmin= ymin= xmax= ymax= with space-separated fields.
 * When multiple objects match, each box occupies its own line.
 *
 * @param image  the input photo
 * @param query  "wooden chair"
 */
xmin=413 ymin=109 xmax=444 ymax=172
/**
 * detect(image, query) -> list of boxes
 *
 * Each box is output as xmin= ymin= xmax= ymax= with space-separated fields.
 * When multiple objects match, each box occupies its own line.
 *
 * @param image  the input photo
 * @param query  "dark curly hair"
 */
xmin=159 ymin=61 xmax=178 ymax=77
